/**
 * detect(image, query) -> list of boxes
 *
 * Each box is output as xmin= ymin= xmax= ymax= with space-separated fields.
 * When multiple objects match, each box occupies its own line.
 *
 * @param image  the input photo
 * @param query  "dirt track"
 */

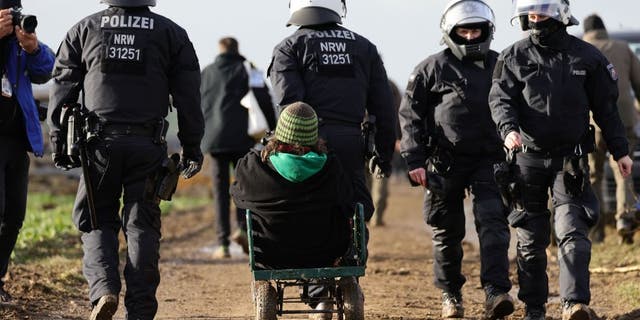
xmin=2 ymin=179 xmax=640 ymax=319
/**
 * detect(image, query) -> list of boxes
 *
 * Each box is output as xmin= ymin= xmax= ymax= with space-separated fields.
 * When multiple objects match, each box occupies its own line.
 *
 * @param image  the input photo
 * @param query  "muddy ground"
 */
xmin=1 ymin=179 xmax=639 ymax=319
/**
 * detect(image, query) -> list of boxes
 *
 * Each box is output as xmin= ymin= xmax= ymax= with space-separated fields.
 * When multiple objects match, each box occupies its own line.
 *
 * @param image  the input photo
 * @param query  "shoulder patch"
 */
xmin=607 ymin=63 xmax=618 ymax=81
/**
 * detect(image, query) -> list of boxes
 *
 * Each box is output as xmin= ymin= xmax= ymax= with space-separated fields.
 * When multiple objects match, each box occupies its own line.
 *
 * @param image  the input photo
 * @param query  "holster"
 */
xmin=493 ymin=148 xmax=524 ymax=226
xmin=361 ymin=114 xmax=377 ymax=161
xmin=60 ymin=104 xmax=83 ymax=168
xmin=430 ymin=145 xmax=454 ymax=176
xmin=563 ymin=155 xmax=588 ymax=197
xmin=426 ymin=171 xmax=446 ymax=197
xmin=155 ymin=153 xmax=181 ymax=201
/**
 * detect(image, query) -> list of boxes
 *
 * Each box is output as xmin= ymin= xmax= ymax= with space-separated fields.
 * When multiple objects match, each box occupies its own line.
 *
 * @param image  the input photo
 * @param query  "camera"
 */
xmin=10 ymin=8 xmax=36 ymax=33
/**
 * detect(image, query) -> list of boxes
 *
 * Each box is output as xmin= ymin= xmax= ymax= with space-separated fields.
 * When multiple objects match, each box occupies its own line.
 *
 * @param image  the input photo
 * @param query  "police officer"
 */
xmin=47 ymin=0 xmax=203 ymax=319
xmin=0 ymin=0 xmax=54 ymax=303
xmin=490 ymin=1 xmax=632 ymax=319
xmin=269 ymin=0 xmax=396 ymax=224
xmin=399 ymin=1 xmax=513 ymax=318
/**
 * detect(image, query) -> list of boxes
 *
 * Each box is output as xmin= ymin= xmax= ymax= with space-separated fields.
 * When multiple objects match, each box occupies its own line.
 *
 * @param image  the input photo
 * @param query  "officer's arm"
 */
xmin=628 ymin=46 xmax=640 ymax=109
xmin=169 ymin=34 xmax=204 ymax=150
xmin=489 ymin=55 xmax=522 ymax=140
xmin=48 ymin=25 xmax=84 ymax=139
xmin=25 ymin=42 xmax=55 ymax=84
xmin=269 ymin=41 xmax=305 ymax=112
xmin=367 ymin=49 xmax=395 ymax=164
xmin=589 ymin=56 xmax=629 ymax=160
xmin=398 ymin=65 xmax=432 ymax=171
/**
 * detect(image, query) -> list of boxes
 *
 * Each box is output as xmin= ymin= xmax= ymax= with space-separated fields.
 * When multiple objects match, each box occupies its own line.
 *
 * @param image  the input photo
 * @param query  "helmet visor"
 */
xmin=511 ymin=0 xmax=564 ymax=25
xmin=441 ymin=0 xmax=494 ymax=35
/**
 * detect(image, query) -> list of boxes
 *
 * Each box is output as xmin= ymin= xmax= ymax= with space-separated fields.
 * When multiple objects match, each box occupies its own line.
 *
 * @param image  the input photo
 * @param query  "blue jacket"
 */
xmin=5 ymin=37 xmax=55 ymax=157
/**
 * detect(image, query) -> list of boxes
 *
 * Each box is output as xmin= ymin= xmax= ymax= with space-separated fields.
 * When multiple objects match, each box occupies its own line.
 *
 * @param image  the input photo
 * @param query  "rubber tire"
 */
xmin=254 ymin=280 xmax=278 ymax=320
xmin=339 ymin=277 xmax=364 ymax=320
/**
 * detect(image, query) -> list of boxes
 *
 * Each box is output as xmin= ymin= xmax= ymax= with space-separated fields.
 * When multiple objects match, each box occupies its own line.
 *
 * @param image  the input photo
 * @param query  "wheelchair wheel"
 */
xmin=338 ymin=277 xmax=364 ymax=320
xmin=254 ymin=280 xmax=278 ymax=320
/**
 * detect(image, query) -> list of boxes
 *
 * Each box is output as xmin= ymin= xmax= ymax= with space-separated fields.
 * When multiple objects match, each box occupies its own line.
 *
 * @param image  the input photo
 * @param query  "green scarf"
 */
xmin=269 ymin=152 xmax=328 ymax=183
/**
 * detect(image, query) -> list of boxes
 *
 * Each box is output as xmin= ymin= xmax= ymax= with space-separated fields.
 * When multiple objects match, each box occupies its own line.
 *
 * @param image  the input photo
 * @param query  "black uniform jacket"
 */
xmin=230 ymin=150 xmax=352 ymax=270
xmin=269 ymin=23 xmax=396 ymax=163
xmin=490 ymin=32 xmax=628 ymax=160
xmin=48 ymin=6 xmax=203 ymax=149
xmin=200 ymin=53 xmax=254 ymax=155
xmin=399 ymin=49 xmax=503 ymax=171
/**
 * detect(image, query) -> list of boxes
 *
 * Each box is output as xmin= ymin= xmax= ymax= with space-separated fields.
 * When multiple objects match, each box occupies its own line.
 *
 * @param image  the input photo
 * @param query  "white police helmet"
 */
xmin=101 ymin=0 xmax=156 ymax=7
xmin=440 ymin=0 xmax=495 ymax=61
xmin=288 ymin=0 xmax=346 ymax=27
xmin=511 ymin=0 xmax=579 ymax=30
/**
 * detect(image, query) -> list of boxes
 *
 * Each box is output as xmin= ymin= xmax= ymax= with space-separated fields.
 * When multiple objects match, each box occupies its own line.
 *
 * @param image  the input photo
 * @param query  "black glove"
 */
xmin=368 ymin=155 xmax=391 ymax=179
xmin=51 ymin=134 xmax=80 ymax=170
xmin=179 ymin=145 xmax=203 ymax=179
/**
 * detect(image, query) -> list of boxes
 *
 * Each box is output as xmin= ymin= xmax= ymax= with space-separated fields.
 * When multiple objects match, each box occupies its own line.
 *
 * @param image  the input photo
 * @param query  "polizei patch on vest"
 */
xmin=308 ymin=29 xmax=356 ymax=40
xmin=100 ymin=15 xmax=155 ymax=30
xmin=607 ymin=63 xmax=618 ymax=81
xmin=572 ymin=69 xmax=586 ymax=76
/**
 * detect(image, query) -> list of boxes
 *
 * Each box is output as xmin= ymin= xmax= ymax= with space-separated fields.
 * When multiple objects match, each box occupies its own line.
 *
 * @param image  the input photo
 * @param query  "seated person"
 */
xmin=231 ymin=102 xmax=353 ymax=270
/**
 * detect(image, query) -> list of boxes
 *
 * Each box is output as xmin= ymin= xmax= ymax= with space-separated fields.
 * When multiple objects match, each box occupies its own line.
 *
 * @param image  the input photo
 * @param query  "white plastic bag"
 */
xmin=241 ymin=62 xmax=269 ymax=138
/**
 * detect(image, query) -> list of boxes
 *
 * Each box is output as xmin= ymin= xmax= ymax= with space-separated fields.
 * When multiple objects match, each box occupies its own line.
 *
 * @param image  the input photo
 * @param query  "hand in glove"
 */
xmin=368 ymin=155 xmax=391 ymax=179
xmin=179 ymin=145 xmax=203 ymax=179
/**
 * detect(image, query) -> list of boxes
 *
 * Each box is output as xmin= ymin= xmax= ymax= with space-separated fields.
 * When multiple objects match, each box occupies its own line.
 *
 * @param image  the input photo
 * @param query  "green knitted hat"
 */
xmin=275 ymin=102 xmax=318 ymax=146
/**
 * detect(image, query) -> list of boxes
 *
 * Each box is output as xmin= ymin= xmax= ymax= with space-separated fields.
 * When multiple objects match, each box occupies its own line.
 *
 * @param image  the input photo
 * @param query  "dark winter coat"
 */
xmin=399 ymin=49 xmax=502 ymax=171
xmin=230 ymin=150 xmax=352 ymax=269
xmin=200 ymin=53 xmax=254 ymax=155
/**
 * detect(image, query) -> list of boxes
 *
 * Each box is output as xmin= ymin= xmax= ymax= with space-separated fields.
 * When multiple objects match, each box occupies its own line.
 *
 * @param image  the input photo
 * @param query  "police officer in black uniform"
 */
xmin=47 ymin=0 xmax=203 ymax=319
xmin=490 ymin=1 xmax=632 ymax=319
xmin=269 ymin=0 xmax=396 ymax=223
xmin=399 ymin=1 xmax=513 ymax=319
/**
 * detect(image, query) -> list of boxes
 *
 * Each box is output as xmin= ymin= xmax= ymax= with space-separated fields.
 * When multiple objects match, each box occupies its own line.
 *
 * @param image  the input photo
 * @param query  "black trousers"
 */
xmin=423 ymin=156 xmax=511 ymax=294
xmin=319 ymin=124 xmax=373 ymax=220
xmin=0 ymin=136 xmax=29 ymax=288
xmin=210 ymin=153 xmax=246 ymax=247
xmin=515 ymin=152 xmax=597 ymax=307
xmin=74 ymin=135 xmax=165 ymax=320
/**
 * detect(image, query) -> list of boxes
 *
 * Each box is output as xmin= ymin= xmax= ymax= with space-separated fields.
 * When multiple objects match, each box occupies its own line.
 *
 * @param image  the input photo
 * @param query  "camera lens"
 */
xmin=20 ymin=15 xmax=37 ymax=33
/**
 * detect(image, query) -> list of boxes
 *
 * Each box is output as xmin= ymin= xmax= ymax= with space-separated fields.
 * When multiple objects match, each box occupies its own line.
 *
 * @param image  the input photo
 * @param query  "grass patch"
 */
xmin=159 ymin=196 xmax=210 ymax=215
xmin=591 ymin=228 xmax=640 ymax=268
xmin=614 ymin=282 xmax=640 ymax=307
xmin=14 ymin=193 xmax=210 ymax=263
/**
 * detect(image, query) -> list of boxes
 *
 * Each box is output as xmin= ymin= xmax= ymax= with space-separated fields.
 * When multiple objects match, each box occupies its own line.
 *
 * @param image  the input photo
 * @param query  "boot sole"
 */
xmin=565 ymin=309 xmax=590 ymax=320
xmin=487 ymin=299 xmax=515 ymax=320
xmin=90 ymin=296 xmax=118 ymax=320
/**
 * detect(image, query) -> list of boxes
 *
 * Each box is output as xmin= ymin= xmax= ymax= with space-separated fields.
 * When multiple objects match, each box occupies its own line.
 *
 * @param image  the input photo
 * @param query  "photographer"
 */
xmin=0 ymin=0 xmax=54 ymax=303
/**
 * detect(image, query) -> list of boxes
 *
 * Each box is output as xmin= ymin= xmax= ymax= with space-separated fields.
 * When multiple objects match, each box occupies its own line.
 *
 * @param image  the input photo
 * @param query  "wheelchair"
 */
xmin=247 ymin=204 xmax=367 ymax=320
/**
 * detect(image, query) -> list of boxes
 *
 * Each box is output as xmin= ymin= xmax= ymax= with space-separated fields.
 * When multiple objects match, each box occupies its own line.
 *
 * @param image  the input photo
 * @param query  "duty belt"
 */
xmin=318 ymin=117 xmax=361 ymax=128
xmin=101 ymin=123 xmax=156 ymax=137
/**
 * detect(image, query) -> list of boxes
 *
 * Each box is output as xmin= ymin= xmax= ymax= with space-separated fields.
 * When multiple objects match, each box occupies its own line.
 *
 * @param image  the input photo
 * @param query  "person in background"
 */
xmin=200 ymin=37 xmax=275 ymax=258
xmin=0 ymin=0 xmax=54 ymax=303
xmin=583 ymin=13 xmax=640 ymax=244
xmin=399 ymin=1 xmax=513 ymax=318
